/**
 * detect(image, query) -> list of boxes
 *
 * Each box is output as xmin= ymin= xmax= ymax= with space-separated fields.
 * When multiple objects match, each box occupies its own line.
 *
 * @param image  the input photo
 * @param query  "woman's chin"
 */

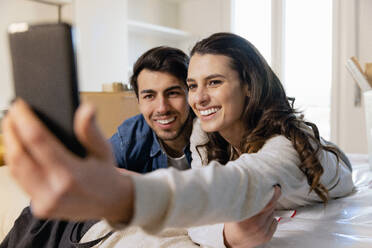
xmin=200 ymin=121 xmax=220 ymax=133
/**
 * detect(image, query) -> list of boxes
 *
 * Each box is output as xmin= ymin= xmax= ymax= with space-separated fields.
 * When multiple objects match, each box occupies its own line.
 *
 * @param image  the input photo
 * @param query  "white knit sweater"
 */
xmin=126 ymin=118 xmax=354 ymax=246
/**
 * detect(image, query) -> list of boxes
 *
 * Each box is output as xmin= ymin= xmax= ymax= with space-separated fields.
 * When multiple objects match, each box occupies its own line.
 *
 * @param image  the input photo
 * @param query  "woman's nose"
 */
xmin=193 ymin=88 xmax=210 ymax=106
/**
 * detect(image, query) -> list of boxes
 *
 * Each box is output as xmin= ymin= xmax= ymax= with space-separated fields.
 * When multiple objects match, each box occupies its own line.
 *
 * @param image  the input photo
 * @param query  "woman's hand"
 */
xmin=223 ymin=186 xmax=281 ymax=248
xmin=2 ymin=99 xmax=134 ymax=223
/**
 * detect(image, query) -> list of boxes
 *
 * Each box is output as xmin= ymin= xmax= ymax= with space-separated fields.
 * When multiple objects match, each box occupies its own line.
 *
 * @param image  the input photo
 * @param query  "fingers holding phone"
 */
xmin=3 ymin=100 xmax=134 ymax=222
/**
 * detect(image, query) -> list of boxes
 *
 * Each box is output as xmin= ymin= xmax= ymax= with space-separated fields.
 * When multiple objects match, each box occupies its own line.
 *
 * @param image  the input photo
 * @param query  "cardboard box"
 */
xmin=102 ymin=82 xmax=125 ymax=92
xmin=366 ymin=63 xmax=372 ymax=87
xmin=80 ymin=91 xmax=140 ymax=138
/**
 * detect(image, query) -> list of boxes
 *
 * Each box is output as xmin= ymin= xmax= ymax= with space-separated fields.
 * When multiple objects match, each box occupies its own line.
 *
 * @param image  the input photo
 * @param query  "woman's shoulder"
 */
xmin=260 ymin=135 xmax=294 ymax=153
xmin=190 ymin=118 xmax=209 ymax=167
xmin=190 ymin=118 xmax=209 ymax=146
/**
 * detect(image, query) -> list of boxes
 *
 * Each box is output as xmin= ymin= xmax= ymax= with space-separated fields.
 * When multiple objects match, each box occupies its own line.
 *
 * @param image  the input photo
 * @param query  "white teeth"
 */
xmin=156 ymin=117 xmax=176 ymax=124
xmin=199 ymin=108 xmax=220 ymax=116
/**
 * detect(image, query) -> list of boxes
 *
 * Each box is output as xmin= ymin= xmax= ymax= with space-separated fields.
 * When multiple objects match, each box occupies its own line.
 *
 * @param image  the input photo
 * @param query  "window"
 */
xmin=233 ymin=0 xmax=332 ymax=139
xmin=233 ymin=0 xmax=272 ymax=64
xmin=284 ymin=0 xmax=332 ymax=139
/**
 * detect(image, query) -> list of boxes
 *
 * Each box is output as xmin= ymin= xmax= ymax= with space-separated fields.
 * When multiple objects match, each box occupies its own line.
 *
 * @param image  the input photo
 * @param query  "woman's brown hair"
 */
xmin=190 ymin=32 xmax=341 ymax=203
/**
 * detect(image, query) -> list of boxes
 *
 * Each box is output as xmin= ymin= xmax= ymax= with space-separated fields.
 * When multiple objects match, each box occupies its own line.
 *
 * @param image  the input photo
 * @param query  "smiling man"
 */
xmin=110 ymin=47 xmax=193 ymax=173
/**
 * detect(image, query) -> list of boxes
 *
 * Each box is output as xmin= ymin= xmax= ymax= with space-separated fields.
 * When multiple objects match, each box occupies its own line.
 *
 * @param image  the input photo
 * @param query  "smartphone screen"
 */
xmin=8 ymin=23 xmax=85 ymax=157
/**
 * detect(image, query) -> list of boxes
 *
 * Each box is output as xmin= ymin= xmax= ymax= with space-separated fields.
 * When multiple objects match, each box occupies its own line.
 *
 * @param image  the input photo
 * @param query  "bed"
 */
xmin=266 ymin=154 xmax=372 ymax=248
xmin=1 ymin=154 xmax=372 ymax=247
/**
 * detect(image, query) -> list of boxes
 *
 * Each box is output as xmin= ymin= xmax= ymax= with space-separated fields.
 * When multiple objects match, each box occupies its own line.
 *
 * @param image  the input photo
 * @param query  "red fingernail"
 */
xmin=290 ymin=210 xmax=297 ymax=218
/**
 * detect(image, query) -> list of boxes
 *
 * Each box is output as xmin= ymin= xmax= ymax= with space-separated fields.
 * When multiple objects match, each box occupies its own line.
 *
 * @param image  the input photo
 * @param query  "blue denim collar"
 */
xmin=150 ymin=130 xmax=162 ymax=158
xmin=150 ymin=130 xmax=191 ymax=159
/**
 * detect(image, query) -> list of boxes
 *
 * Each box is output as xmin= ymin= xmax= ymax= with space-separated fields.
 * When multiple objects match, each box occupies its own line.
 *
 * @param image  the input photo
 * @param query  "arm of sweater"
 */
xmin=186 ymin=120 xmax=353 ymax=247
xmin=314 ymin=141 xmax=354 ymax=198
xmin=187 ymin=147 xmax=354 ymax=248
xmin=129 ymin=135 xmax=304 ymax=234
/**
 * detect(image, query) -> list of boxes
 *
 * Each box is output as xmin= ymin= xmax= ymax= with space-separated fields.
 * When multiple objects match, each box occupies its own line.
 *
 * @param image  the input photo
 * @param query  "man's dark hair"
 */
xmin=130 ymin=46 xmax=189 ymax=97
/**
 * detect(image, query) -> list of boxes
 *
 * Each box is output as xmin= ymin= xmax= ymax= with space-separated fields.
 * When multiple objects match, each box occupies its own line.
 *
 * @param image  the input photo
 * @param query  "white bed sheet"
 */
xmin=265 ymin=154 xmax=372 ymax=248
xmin=77 ymin=154 xmax=372 ymax=248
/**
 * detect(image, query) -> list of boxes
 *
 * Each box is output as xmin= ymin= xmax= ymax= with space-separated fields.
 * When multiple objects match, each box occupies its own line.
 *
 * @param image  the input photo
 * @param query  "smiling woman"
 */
xmin=187 ymin=54 xmax=247 ymax=146
xmin=185 ymin=33 xmax=352 ymax=202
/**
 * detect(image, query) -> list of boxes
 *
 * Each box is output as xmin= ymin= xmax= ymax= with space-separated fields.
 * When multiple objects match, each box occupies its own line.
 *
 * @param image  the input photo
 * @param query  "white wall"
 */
xmin=74 ymin=0 xmax=128 ymax=92
xmin=179 ymin=0 xmax=231 ymax=38
xmin=331 ymin=0 xmax=360 ymax=152
xmin=128 ymin=0 xmax=179 ymax=28
xmin=331 ymin=0 xmax=372 ymax=153
xmin=178 ymin=0 xmax=232 ymax=52
xmin=0 ymin=0 xmax=61 ymax=111
xmin=359 ymin=0 xmax=372 ymax=66
xmin=0 ymin=0 xmax=128 ymax=110
xmin=127 ymin=0 xmax=179 ymax=72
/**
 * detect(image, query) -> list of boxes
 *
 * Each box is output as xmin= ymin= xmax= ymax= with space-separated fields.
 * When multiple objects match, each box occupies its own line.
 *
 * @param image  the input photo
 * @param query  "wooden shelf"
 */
xmin=28 ymin=0 xmax=72 ymax=6
xmin=163 ymin=0 xmax=191 ymax=3
xmin=128 ymin=20 xmax=192 ymax=41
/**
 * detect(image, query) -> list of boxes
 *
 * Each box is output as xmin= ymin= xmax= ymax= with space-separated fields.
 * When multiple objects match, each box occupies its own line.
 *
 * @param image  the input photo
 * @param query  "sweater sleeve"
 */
xmin=126 ymin=119 xmax=353 ymax=235
xmin=128 ymin=134 xmax=305 ymax=234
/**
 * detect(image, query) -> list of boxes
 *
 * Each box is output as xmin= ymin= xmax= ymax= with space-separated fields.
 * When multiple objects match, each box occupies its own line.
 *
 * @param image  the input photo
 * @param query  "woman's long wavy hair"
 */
xmin=191 ymin=32 xmax=340 ymax=203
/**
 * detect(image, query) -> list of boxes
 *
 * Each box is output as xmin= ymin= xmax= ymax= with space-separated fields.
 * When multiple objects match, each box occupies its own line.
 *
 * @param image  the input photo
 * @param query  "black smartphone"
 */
xmin=8 ymin=22 xmax=86 ymax=157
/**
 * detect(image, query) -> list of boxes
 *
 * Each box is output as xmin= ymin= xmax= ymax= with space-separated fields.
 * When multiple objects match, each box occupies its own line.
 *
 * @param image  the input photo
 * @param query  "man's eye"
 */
xmin=143 ymin=95 xmax=153 ymax=100
xmin=168 ymin=91 xmax=181 ymax=97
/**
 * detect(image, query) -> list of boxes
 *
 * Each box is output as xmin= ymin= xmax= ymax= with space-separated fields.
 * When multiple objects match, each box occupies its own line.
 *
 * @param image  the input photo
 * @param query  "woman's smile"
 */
xmin=197 ymin=107 xmax=221 ymax=121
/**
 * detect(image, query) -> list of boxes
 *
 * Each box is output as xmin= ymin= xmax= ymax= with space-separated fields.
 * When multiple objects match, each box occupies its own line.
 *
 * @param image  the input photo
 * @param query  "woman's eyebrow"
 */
xmin=187 ymin=74 xmax=226 ymax=83
xmin=204 ymin=74 xmax=226 ymax=80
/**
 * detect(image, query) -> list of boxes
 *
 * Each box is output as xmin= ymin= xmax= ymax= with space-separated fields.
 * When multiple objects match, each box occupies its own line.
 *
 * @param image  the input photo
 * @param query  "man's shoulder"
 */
xmin=110 ymin=114 xmax=160 ymax=171
xmin=114 ymin=114 xmax=154 ymax=145
xmin=117 ymin=114 xmax=151 ymax=134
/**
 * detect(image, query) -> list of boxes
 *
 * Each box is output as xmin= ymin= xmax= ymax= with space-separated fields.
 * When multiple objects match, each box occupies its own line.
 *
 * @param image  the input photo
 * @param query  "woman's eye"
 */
xmin=209 ymin=80 xmax=222 ymax=86
xmin=187 ymin=84 xmax=197 ymax=90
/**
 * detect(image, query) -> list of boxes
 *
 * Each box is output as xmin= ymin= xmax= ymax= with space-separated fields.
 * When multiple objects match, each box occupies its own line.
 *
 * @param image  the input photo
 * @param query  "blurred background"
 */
xmin=0 ymin=0 xmax=371 ymax=154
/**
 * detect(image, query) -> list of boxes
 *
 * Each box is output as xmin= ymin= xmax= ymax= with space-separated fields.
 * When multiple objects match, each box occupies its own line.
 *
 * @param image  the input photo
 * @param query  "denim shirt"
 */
xmin=109 ymin=114 xmax=192 ymax=173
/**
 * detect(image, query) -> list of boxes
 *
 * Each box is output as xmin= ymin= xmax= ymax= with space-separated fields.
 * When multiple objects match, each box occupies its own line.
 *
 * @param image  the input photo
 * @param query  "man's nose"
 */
xmin=156 ymin=97 xmax=171 ymax=114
